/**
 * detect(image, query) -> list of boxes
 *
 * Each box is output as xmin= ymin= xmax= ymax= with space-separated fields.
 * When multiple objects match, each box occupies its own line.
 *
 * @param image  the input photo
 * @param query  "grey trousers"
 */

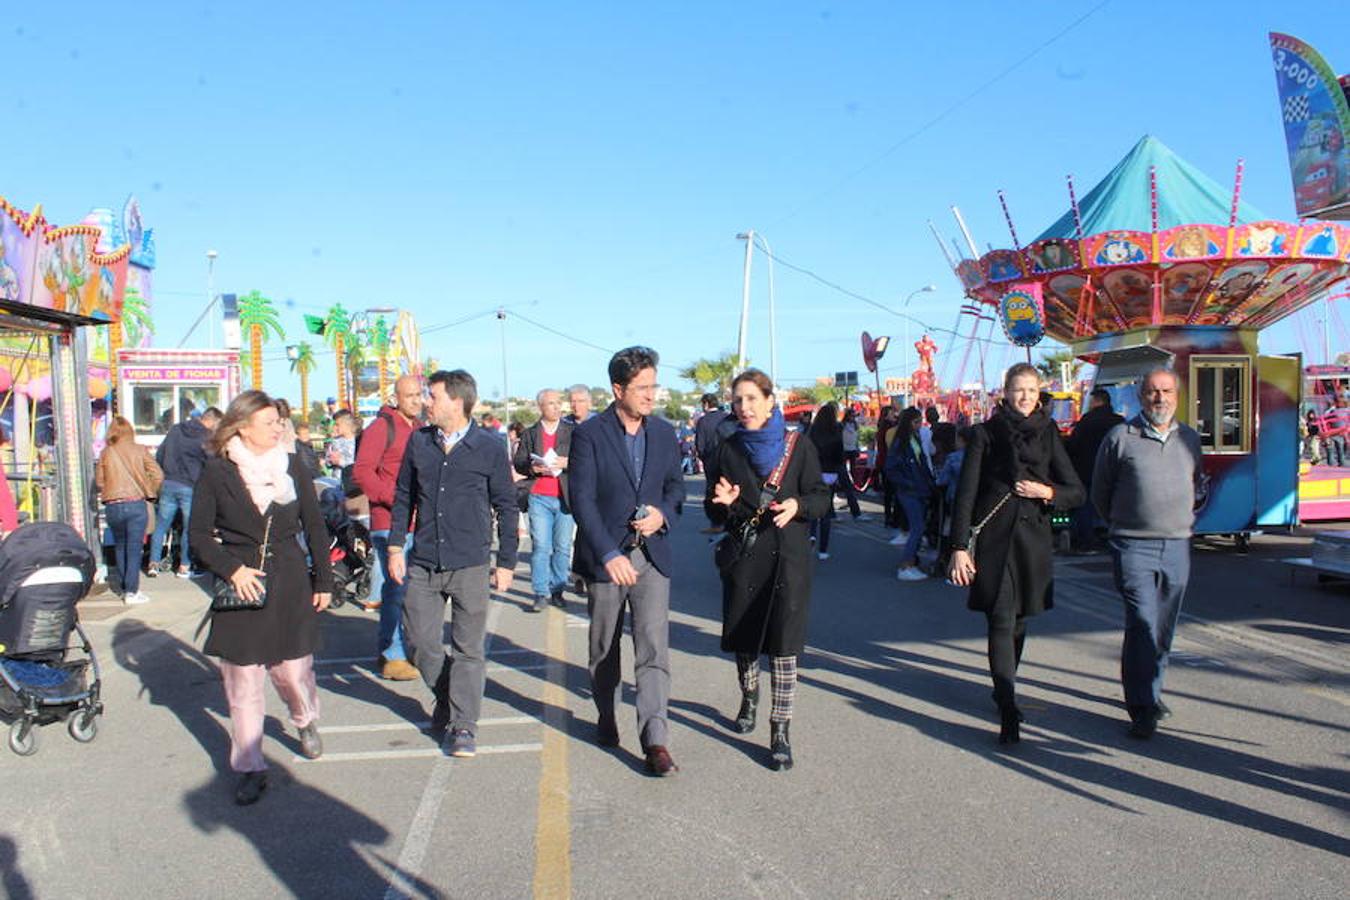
xmin=402 ymin=564 xmax=490 ymax=732
xmin=587 ymin=550 xmax=671 ymax=749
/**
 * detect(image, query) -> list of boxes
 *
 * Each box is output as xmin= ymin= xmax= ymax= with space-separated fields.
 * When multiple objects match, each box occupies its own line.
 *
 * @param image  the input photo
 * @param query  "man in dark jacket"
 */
xmin=513 ymin=388 xmax=574 ymax=611
xmin=388 ymin=370 xmax=519 ymax=759
xmin=694 ymin=393 xmax=731 ymax=533
xmin=1065 ymin=388 xmax=1124 ymax=552
xmin=570 ymin=346 xmax=684 ymax=776
xmin=352 ymin=374 xmax=425 ymax=680
xmin=147 ymin=407 xmax=221 ymax=577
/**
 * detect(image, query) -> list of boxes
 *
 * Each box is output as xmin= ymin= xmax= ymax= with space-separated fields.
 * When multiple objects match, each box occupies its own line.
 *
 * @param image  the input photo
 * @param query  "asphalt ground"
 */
xmin=2 ymin=477 xmax=1347 ymax=899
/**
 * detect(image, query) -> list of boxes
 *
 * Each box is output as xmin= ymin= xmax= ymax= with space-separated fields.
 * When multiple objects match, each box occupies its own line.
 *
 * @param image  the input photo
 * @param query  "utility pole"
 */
xmin=736 ymin=231 xmax=755 ymax=372
xmin=497 ymin=308 xmax=511 ymax=423
xmin=756 ymin=233 xmax=778 ymax=387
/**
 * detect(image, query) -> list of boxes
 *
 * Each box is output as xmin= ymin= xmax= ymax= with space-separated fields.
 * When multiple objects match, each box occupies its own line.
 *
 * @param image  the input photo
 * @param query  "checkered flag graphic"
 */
xmin=1284 ymin=94 xmax=1310 ymax=123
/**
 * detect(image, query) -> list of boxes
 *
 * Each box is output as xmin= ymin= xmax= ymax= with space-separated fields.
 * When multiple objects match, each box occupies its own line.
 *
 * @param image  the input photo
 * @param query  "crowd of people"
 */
xmin=86 ymin=349 xmax=1204 ymax=804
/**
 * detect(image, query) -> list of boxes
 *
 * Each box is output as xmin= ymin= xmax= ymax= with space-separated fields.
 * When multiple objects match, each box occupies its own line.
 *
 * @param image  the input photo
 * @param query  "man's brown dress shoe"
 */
xmin=643 ymin=745 xmax=678 ymax=777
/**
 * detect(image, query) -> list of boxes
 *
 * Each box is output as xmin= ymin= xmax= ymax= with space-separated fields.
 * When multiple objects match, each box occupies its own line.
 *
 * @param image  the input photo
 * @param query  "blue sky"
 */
xmin=5 ymin=1 xmax=1349 ymax=403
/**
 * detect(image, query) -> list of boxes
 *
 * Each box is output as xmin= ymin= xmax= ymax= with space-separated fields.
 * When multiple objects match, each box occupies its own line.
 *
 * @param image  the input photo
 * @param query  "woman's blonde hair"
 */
xmin=1002 ymin=363 xmax=1042 ymax=393
xmin=208 ymin=390 xmax=276 ymax=456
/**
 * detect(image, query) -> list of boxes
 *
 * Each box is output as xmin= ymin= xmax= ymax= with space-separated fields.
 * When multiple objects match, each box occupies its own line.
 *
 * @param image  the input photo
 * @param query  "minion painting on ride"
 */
xmin=933 ymin=32 xmax=1350 ymax=542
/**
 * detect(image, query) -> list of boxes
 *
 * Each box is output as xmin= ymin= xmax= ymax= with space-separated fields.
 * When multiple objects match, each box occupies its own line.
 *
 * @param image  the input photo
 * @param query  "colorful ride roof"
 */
xmin=952 ymin=136 xmax=1350 ymax=344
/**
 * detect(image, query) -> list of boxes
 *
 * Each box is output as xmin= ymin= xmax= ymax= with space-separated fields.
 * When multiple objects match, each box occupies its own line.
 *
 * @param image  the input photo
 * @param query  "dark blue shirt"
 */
xmin=388 ymin=422 xmax=520 ymax=571
xmin=622 ymin=419 xmax=647 ymax=488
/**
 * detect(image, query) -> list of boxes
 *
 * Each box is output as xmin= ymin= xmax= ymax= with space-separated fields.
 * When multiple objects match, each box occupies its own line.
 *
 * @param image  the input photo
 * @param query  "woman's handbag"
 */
xmin=209 ymin=515 xmax=273 ymax=612
xmin=965 ymin=492 xmax=1012 ymax=560
xmin=715 ymin=433 xmax=800 ymax=574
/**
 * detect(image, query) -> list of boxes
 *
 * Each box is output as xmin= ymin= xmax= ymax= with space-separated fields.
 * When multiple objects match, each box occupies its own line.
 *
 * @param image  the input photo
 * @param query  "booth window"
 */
xmin=1191 ymin=356 xmax=1250 ymax=453
xmin=131 ymin=385 xmax=175 ymax=435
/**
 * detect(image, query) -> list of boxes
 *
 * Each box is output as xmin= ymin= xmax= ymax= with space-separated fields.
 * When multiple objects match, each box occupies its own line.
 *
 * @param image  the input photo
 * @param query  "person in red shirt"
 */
xmin=513 ymin=389 xmax=575 ymax=612
xmin=352 ymin=375 xmax=425 ymax=680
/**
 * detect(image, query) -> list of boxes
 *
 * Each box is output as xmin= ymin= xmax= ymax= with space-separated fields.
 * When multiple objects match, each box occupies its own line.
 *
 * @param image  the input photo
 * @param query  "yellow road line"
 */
xmin=533 ymin=605 xmax=571 ymax=899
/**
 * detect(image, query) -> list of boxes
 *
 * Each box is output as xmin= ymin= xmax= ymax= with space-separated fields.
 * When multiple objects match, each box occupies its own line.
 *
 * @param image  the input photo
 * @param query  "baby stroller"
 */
xmin=0 ymin=522 xmax=103 ymax=756
xmin=319 ymin=486 xmax=373 ymax=609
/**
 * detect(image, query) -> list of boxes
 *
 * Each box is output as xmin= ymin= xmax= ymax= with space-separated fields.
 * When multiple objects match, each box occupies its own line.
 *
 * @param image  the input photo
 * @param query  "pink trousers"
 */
xmin=217 ymin=655 xmax=319 ymax=773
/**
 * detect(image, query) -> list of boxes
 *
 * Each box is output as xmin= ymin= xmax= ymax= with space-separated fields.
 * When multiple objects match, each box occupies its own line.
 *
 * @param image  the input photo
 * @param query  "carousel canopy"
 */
xmin=1038 ymin=135 xmax=1267 ymax=240
xmin=948 ymin=136 xmax=1350 ymax=345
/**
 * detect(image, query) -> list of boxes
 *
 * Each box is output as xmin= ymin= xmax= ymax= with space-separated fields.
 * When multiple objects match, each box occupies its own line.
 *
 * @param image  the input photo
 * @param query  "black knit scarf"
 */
xmin=984 ymin=401 xmax=1054 ymax=483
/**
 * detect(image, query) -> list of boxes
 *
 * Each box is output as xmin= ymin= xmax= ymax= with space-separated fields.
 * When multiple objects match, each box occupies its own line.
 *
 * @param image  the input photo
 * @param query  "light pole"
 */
xmin=902 ymin=284 xmax=936 ymax=404
xmin=497 ymin=308 xmax=510 ymax=423
xmin=206 ymin=250 xmax=218 ymax=348
xmin=735 ymin=231 xmax=755 ymax=372
xmin=753 ymin=233 xmax=778 ymax=387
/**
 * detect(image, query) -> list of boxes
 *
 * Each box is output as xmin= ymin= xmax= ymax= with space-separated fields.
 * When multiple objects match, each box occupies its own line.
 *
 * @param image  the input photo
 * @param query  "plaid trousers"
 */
xmin=736 ymin=653 xmax=797 ymax=723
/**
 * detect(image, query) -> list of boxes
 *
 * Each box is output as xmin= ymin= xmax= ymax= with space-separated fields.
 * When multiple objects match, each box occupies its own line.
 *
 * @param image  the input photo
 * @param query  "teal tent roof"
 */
xmin=1036 ymin=135 xmax=1268 ymax=241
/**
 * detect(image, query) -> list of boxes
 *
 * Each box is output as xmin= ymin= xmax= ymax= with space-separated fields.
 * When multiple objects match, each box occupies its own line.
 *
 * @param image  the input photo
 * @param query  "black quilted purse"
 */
xmin=209 ymin=515 xmax=273 ymax=612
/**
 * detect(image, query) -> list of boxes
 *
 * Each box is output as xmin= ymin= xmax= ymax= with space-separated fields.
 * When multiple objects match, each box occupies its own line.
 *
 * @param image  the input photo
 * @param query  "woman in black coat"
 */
xmin=706 ymin=369 xmax=831 ymax=770
xmin=188 ymin=390 xmax=334 ymax=805
xmin=948 ymin=364 xmax=1084 ymax=744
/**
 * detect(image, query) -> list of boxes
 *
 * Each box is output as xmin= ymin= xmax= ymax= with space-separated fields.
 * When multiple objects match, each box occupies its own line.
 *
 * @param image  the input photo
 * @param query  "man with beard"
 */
xmin=1092 ymin=368 xmax=1203 ymax=739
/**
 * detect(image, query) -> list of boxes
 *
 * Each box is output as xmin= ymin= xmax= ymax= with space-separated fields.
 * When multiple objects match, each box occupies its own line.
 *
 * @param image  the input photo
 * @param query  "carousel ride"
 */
xmin=935 ymin=133 xmax=1350 ymax=534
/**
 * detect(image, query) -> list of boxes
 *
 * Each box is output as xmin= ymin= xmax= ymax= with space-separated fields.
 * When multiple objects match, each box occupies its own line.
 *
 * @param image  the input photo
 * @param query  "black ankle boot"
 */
xmin=770 ymin=721 xmax=793 ymax=770
xmin=998 ymin=705 xmax=1021 ymax=745
xmin=735 ymin=688 xmax=759 ymax=734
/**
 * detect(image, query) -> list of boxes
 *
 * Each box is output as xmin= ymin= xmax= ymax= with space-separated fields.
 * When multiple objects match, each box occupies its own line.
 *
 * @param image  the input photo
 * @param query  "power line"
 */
xmin=773 ymin=0 xmax=1112 ymax=224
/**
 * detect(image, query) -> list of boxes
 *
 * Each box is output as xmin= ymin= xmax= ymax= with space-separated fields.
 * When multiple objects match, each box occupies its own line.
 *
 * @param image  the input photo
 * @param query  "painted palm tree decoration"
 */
xmin=345 ymin=338 xmax=368 ymax=412
xmin=120 ymin=284 xmax=154 ymax=348
xmin=238 ymin=290 xmax=285 ymax=391
xmin=323 ymin=303 xmax=352 ymax=410
xmin=370 ymin=315 xmax=392 ymax=401
xmin=289 ymin=341 xmax=317 ymax=423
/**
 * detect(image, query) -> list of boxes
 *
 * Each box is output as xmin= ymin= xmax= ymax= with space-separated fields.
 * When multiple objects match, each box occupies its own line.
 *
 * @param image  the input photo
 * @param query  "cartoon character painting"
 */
xmin=0 ymin=240 xmax=19 ymax=301
xmin=1095 ymin=238 xmax=1146 ymax=266
xmin=999 ymin=289 xmax=1045 ymax=346
xmin=1164 ymin=226 xmax=1219 ymax=260
xmin=1033 ymin=240 xmax=1075 ymax=272
xmin=1239 ymin=225 xmax=1286 ymax=256
xmin=1302 ymin=224 xmax=1339 ymax=256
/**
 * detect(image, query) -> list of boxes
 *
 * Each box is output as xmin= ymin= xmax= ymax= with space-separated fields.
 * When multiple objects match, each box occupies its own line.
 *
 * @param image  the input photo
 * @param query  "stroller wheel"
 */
xmin=9 ymin=719 xmax=37 ymax=756
xmin=68 ymin=709 xmax=99 ymax=743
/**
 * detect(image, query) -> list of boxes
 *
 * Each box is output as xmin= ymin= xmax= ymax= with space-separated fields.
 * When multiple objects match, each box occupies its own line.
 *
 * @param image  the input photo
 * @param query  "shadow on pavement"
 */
xmin=112 ymin=620 xmax=445 ymax=898
xmin=0 ymin=836 xmax=33 ymax=900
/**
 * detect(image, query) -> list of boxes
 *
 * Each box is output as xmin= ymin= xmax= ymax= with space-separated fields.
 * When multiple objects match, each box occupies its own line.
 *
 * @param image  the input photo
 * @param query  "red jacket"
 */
xmin=351 ymin=407 xmax=417 ymax=532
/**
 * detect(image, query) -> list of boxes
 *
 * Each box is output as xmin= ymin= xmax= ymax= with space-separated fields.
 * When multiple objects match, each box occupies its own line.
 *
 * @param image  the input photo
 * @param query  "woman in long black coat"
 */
xmin=706 ymin=369 xmax=830 ymax=770
xmin=188 ymin=390 xmax=334 ymax=805
xmin=948 ymin=364 xmax=1084 ymax=744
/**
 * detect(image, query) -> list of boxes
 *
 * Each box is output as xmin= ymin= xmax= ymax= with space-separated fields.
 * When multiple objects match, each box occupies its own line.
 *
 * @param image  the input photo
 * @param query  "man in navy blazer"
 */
xmin=569 ymin=346 xmax=685 ymax=776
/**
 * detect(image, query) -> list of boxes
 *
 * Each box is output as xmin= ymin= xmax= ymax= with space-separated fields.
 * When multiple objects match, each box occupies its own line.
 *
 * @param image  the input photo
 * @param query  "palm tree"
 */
xmin=421 ymin=355 xmax=440 ymax=376
xmin=238 ymin=290 xmax=286 ymax=391
xmin=120 ymin=283 xmax=154 ymax=348
xmin=370 ymin=315 xmax=392 ymax=401
xmin=323 ymin=303 xmax=351 ymax=410
xmin=289 ymin=341 xmax=317 ymax=423
xmin=1035 ymin=348 xmax=1083 ymax=389
xmin=679 ymin=352 xmax=738 ymax=395
xmin=345 ymin=339 xmax=368 ymax=412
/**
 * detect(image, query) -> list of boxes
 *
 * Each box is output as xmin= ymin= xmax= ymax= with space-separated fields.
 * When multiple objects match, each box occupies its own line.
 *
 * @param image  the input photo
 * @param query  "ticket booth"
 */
xmin=115 ymin=348 xmax=241 ymax=446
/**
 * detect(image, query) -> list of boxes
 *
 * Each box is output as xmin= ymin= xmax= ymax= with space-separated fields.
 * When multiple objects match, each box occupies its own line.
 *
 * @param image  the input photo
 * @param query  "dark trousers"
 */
xmin=587 ymin=550 xmax=671 ymax=748
xmin=1328 ymin=434 xmax=1347 ymax=467
xmin=881 ymin=473 xmax=902 ymax=528
xmin=986 ymin=571 xmax=1027 ymax=709
xmin=1071 ymin=502 xmax=1098 ymax=551
xmin=834 ymin=464 xmax=861 ymax=518
xmin=1110 ymin=537 xmax=1190 ymax=713
xmin=105 ymin=501 xmax=148 ymax=594
xmin=401 ymin=564 xmax=490 ymax=732
xmin=810 ymin=507 xmax=834 ymax=553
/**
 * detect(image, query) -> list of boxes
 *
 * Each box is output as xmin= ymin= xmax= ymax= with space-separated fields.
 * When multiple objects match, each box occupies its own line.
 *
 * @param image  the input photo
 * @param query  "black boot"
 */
xmin=735 ymin=688 xmax=759 ymax=734
xmin=770 ymin=721 xmax=793 ymax=771
xmin=998 ymin=705 xmax=1021 ymax=745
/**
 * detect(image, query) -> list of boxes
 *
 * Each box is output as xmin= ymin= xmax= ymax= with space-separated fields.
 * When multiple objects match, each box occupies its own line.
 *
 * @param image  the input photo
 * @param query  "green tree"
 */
xmin=1036 ymin=348 xmax=1083 ymax=387
xmin=289 ymin=341 xmax=317 ymax=423
xmin=679 ymin=352 xmax=738 ymax=394
xmin=238 ymin=290 xmax=286 ymax=391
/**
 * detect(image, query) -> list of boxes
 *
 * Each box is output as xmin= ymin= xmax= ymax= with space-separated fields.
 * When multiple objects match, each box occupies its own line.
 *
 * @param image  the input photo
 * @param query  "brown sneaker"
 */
xmin=643 ymin=745 xmax=679 ymax=777
xmin=381 ymin=659 xmax=420 ymax=681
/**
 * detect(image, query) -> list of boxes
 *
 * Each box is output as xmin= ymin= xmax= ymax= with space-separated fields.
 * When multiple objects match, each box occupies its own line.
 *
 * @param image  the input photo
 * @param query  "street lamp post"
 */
xmin=753 ymin=233 xmax=778 ymax=387
xmin=902 ymin=284 xmax=937 ymax=404
xmin=206 ymin=250 xmax=218 ymax=348
xmin=735 ymin=231 xmax=755 ymax=372
xmin=497 ymin=308 xmax=511 ymax=423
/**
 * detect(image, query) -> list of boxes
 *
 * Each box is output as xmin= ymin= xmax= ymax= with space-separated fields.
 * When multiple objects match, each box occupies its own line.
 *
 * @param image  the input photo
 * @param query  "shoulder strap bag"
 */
xmin=209 ymin=513 xmax=273 ymax=612
xmin=965 ymin=492 xmax=1012 ymax=560
xmin=715 ymin=432 xmax=800 ymax=573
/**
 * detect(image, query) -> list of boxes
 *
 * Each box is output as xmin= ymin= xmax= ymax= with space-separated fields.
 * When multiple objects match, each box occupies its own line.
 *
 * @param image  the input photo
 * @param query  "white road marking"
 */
xmin=320 ymin=715 xmax=538 ymax=734
xmin=294 ymin=742 xmax=543 ymax=764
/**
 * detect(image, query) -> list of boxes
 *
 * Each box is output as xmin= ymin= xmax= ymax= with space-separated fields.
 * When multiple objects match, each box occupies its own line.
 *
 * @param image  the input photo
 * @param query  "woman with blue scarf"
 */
xmin=706 ymin=369 xmax=830 ymax=770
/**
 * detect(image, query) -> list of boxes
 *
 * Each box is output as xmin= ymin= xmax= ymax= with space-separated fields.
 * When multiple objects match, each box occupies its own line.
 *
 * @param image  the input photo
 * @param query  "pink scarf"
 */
xmin=224 ymin=435 xmax=297 ymax=514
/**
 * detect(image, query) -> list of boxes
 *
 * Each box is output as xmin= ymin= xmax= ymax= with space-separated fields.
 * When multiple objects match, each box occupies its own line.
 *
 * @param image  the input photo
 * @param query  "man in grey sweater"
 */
xmin=1091 ymin=368 xmax=1203 ymax=739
